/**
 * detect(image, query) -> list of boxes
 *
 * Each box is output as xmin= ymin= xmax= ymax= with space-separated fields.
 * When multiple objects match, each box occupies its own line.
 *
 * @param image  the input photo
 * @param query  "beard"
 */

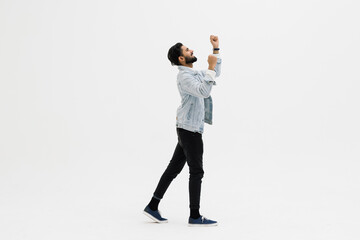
xmin=185 ymin=55 xmax=197 ymax=64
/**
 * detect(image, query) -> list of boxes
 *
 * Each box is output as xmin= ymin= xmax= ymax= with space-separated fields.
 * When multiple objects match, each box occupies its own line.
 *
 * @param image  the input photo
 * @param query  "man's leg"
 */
xmin=149 ymin=141 xmax=187 ymax=210
xmin=177 ymin=128 xmax=218 ymax=226
xmin=177 ymin=128 xmax=204 ymax=219
xmin=144 ymin=139 xmax=187 ymax=223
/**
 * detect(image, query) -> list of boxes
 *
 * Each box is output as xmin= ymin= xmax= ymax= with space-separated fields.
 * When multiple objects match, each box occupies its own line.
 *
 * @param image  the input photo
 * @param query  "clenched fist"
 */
xmin=210 ymin=35 xmax=219 ymax=48
xmin=208 ymin=55 xmax=217 ymax=70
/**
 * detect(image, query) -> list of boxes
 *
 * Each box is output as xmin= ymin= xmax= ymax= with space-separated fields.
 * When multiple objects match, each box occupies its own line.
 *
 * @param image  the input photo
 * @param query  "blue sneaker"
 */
xmin=143 ymin=205 xmax=168 ymax=223
xmin=188 ymin=215 xmax=218 ymax=227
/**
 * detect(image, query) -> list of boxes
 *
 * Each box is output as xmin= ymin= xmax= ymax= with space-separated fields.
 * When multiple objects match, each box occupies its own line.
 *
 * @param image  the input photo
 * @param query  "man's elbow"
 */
xmin=199 ymin=89 xmax=211 ymax=98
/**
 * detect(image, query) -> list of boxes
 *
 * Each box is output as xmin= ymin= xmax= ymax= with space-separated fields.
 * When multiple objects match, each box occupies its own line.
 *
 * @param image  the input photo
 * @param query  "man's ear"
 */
xmin=178 ymin=56 xmax=184 ymax=63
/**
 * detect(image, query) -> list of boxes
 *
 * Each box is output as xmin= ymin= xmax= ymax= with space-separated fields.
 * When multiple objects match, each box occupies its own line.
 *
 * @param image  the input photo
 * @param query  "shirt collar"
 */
xmin=178 ymin=65 xmax=195 ymax=72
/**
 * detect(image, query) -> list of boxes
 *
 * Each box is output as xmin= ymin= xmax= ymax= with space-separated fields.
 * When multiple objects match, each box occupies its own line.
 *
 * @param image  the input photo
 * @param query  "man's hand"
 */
xmin=208 ymin=55 xmax=217 ymax=70
xmin=210 ymin=35 xmax=219 ymax=49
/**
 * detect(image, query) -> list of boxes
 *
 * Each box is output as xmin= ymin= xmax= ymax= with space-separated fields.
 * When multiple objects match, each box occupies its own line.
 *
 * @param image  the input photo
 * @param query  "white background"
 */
xmin=1 ymin=0 xmax=359 ymax=239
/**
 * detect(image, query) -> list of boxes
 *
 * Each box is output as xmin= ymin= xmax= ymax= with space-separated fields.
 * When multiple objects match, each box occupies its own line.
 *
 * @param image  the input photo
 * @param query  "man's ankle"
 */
xmin=148 ymin=197 xmax=160 ymax=211
xmin=190 ymin=209 xmax=200 ymax=219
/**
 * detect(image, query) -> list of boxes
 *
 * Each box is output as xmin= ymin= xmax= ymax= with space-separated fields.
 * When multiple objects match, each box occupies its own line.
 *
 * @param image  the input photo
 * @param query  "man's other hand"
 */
xmin=208 ymin=55 xmax=217 ymax=70
xmin=210 ymin=35 xmax=219 ymax=48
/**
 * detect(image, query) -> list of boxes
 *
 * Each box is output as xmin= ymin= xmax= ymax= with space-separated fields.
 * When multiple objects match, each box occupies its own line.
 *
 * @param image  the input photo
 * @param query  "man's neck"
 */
xmin=182 ymin=63 xmax=193 ymax=68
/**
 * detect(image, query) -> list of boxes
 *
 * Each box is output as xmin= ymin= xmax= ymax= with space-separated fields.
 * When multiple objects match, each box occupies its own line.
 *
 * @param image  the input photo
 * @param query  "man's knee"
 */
xmin=163 ymin=168 xmax=181 ymax=180
xmin=189 ymin=168 xmax=204 ymax=180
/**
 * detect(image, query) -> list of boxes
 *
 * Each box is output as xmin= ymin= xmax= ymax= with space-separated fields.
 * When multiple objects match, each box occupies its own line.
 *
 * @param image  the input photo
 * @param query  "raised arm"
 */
xmin=210 ymin=35 xmax=221 ymax=77
xmin=210 ymin=35 xmax=219 ymax=54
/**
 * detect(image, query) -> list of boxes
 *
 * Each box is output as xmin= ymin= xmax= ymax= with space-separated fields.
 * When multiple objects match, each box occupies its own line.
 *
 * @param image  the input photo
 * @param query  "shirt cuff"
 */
xmin=205 ymin=69 xmax=217 ymax=85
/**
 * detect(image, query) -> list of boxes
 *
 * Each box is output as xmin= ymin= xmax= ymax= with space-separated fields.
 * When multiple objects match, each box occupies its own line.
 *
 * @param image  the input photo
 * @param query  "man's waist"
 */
xmin=176 ymin=122 xmax=204 ymax=134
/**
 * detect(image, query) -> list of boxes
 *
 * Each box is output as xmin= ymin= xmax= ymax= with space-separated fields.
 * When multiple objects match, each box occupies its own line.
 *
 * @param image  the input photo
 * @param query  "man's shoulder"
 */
xmin=177 ymin=69 xmax=195 ymax=79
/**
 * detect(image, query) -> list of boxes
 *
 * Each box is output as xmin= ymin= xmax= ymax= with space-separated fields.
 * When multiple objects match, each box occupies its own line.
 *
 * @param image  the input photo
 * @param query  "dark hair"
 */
xmin=167 ymin=42 xmax=183 ymax=66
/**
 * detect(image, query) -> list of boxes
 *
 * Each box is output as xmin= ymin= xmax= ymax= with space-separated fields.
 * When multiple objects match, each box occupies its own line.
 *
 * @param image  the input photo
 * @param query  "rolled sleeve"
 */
xmin=206 ymin=69 xmax=216 ymax=81
xmin=205 ymin=69 xmax=217 ymax=85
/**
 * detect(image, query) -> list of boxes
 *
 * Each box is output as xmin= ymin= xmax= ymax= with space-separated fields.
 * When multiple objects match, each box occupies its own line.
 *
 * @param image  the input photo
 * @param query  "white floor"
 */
xmin=1 ymin=149 xmax=359 ymax=240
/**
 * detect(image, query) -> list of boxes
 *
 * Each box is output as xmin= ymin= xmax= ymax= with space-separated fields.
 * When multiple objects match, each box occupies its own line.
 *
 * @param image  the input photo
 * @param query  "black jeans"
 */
xmin=153 ymin=128 xmax=204 ymax=210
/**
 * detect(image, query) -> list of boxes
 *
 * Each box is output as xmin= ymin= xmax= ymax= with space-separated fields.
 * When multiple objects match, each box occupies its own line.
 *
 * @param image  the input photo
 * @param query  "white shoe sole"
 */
xmin=188 ymin=222 xmax=218 ymax=227
xmin=143 ymin=211 xmax=168 ymax=223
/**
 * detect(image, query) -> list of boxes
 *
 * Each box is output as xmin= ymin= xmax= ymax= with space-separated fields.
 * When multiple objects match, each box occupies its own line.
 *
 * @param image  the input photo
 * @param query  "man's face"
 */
xmin=180 ymin=45 xmax=197 ymax=64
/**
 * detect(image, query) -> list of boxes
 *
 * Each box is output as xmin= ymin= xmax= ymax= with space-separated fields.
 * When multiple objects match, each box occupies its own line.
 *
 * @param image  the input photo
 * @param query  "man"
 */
xmin=143 ymin=35 xmax=222 ymax=227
